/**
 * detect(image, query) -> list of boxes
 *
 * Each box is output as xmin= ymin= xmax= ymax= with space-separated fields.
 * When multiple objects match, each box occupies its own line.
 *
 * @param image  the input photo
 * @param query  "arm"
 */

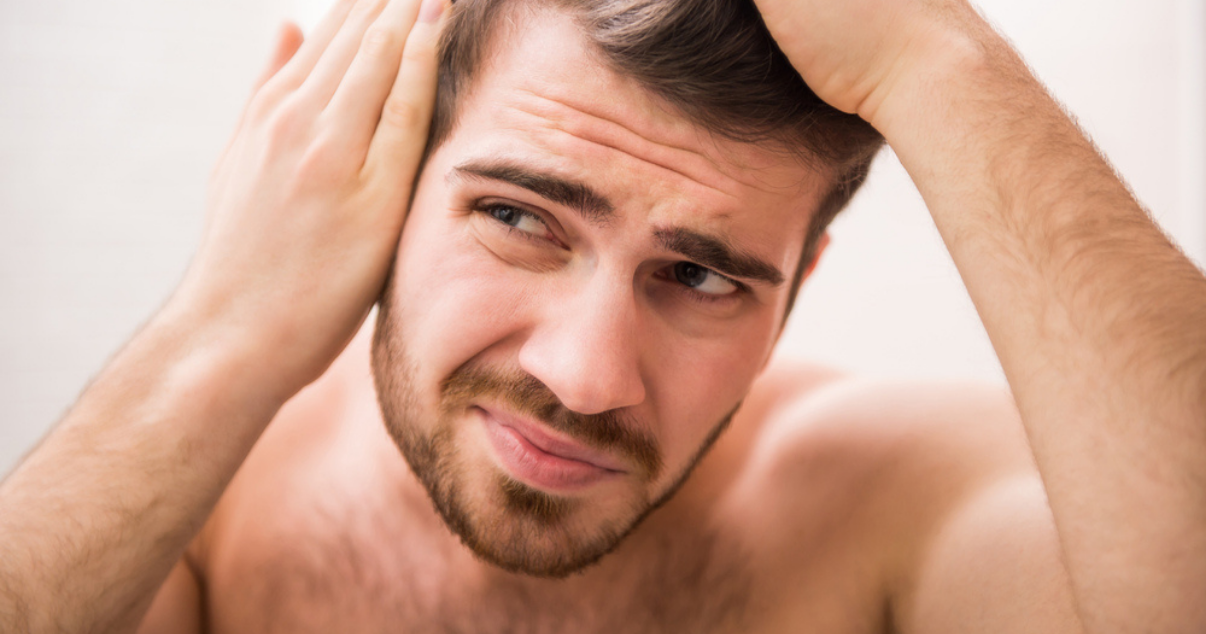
xmin=902 ymin=475 xmax=1082 ymax=633
xmin=754 ymin=0 xmax=1206 ymax=631
xmin=0 ymin=0 xmax=447 ymax=630
xmin=137 ymin=558 xmax=204 ymax=634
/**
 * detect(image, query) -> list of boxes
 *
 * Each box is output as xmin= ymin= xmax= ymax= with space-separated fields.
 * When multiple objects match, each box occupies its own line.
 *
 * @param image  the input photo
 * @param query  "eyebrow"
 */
xmin=450 ymin=158 xmax=783 ymax=287
xmin=451 ymin=159 xmax=615 ymax=224
xmin=655 ymin=227 xmax=785 ymax=287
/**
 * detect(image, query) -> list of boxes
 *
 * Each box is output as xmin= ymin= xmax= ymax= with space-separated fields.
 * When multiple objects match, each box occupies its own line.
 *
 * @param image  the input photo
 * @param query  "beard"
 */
xmin=370 ymin=286 xmax=737 ymax=578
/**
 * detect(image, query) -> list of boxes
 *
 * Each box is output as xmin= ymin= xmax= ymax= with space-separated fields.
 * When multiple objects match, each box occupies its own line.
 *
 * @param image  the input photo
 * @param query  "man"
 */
xmin=1 ymin=0 xmax=1203 ymax=632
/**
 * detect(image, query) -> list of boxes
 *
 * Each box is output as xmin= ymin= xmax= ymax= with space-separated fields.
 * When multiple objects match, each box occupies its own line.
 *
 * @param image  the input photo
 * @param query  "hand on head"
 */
xmin=752 ymin=0 xmax=998 ymax=127
xmin=172 ymin=0 xmax=449 ymax=402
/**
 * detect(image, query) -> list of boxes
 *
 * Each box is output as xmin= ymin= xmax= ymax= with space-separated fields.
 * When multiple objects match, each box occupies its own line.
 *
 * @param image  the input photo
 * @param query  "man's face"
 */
xmin=372 ymin=7 xmax=826 ymax=577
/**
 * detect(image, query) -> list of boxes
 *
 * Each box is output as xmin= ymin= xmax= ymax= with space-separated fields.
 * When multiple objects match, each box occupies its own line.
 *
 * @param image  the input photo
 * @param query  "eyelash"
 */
xmin=660 ymin=268 xmax=749 ymax=306
xmin=475 ymin=201 xmax=558 ymax=243
xmin=475 ymin=200 xmax=749 ymax=304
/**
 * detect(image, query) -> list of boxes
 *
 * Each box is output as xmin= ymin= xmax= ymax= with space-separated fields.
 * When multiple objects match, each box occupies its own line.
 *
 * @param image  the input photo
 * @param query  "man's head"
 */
xmin=373 ymin=0 xmax=882 ymax=577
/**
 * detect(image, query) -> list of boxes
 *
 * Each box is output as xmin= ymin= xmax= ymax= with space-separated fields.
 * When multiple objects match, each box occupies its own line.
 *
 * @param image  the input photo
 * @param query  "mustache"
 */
xmin=439 ymin=362 xmax=664 ymax=480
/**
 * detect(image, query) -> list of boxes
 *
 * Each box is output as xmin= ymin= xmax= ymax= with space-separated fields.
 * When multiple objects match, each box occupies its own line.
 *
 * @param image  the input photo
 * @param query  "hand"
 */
xmin=169 ymin=0 xmax=447 ymax=401
xmin=752 ymin=0 xmax=999 ymax=127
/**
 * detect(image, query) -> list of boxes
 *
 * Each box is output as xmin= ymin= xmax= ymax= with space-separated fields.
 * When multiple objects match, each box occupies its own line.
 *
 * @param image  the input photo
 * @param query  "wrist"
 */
xmin=862 ymin=26 xmax=1002 ymax=142
xmin=143 ymin=296 xmax=299 ymax=416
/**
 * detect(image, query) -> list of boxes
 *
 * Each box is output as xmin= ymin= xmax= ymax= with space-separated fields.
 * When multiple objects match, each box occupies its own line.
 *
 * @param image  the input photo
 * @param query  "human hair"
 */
xmin=429 ymin=0 xmax=885 ymax=313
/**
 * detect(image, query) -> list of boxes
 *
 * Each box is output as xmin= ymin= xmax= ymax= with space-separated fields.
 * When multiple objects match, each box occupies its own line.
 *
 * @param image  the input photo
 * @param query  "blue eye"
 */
xmin=489 ymin=205 xmax=519 ymax=225
xmin=672 ymin=262 xmax=740 ymax=296
xmin=484 ymin=204 xmax=548 ymax=236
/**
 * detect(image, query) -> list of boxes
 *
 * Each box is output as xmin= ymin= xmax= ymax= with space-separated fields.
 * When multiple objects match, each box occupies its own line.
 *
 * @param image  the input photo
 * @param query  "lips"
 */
xmin=477 ymin=405 xmax=626 ymax=491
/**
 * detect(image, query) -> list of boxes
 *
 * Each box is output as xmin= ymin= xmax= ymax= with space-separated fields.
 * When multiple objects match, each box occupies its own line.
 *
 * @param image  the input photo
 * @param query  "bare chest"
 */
xmin=204 ymin=498 xmax=759 ymax=634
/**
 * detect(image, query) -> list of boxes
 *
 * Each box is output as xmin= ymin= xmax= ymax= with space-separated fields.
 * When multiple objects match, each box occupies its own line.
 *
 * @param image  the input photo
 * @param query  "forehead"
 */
xmin=439 ymin=5 xmax=827 ymax=254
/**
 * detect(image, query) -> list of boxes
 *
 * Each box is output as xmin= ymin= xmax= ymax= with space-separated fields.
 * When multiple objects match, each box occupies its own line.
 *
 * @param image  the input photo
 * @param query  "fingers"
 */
xmin=320 ymin=0 xmax=426 ymax=150
xmin=362 ymin=0 xmax=446 ymax=183
xmin=294 ymin=0 xmax=396 ymax=111
xmin=254 ymin=23 xmax=305 ymax=92
xmin=212 ymin=22 xmax=305 ymax=189
xmin=268 ymin=0 xmax=359 ymax=92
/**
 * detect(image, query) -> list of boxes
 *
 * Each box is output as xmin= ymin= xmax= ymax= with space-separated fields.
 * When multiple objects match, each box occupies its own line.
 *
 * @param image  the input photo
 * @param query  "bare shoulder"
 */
xmin=734 ymin=360 xmax=1036 ymax=523
xmin=724 ymin=361 xmax=1078 ymax=632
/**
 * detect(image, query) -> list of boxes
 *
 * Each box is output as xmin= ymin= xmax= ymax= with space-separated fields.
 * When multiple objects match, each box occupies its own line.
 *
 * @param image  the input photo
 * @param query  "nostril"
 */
xmin=518 ymin=286 xmax=645 ymax=413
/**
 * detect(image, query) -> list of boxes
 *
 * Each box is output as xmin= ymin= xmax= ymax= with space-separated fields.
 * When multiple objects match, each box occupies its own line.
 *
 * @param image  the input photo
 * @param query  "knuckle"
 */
xmin=246 ymin=88 xmax=282 ymax=123
xmin=401 ymin=36 xmax=437 ymax=66
xmin=264 ymin=100 xmax=309 ymax=145
xmin=361 ymin=26 xmax=400 ymax=58
xmin=295 ymin=134 xmax=356 ymax=185
xmin=380 ymin=97 xmax=424 ymax=130
xmin=247 ymin=71 xmax=303 ymax=124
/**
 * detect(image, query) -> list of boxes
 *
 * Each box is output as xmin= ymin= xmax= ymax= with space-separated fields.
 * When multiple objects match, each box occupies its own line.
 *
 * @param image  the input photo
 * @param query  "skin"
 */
xmin=754 ymin=0 xmax=1206 ymax=630
xmin=368 ymin=5 xmax=818 ymax=579
xmin=2 ymin=0 xmax=1204 ymax=633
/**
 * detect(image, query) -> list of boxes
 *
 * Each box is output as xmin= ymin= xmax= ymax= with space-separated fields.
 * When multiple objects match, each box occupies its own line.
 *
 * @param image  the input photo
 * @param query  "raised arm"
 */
xmin=0 ymin=0 xmax=446 ymax=630
xmin=754 ymin=0 xmax=1206 ymax=631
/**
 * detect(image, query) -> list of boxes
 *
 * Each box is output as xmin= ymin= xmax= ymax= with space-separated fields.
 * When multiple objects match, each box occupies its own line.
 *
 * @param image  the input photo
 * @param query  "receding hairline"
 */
xmin=428 ymin=0 xmax=560 ymax=151
xmin=429 ymin=0 xmax=855 ymax=169
xmin=427 ymin=0 xmax=883 ymax=321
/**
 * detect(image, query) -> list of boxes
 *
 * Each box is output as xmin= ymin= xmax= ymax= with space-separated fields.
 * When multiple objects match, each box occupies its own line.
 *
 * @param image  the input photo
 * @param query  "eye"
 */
xmin=671 ymin=262 xmax=741 ymax=296
xmin=483 ymin=203 xmax=549 ymax=237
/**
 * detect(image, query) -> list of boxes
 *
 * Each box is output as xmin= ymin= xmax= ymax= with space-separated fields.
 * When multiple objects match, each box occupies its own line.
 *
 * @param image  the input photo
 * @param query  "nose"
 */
xmin=518 ymin=277 xmax=647 ymax=415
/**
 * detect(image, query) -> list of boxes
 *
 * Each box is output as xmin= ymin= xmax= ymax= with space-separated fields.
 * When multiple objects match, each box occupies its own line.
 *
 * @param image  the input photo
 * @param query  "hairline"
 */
xmin=422 ymin=0 xmax=872 ymax=322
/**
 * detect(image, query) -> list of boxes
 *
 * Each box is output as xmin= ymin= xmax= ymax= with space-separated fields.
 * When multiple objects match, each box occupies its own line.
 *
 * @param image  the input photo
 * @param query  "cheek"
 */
xmin=389 ymin=203 xmax=537 ymax=387
xmin=646 ymin=313 xmax=778 ymax=467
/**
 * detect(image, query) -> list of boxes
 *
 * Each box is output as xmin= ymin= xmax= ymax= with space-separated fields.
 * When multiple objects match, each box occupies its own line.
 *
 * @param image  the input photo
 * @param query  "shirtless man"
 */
xmin=2 ymin=0 xmax=1204 ymax=631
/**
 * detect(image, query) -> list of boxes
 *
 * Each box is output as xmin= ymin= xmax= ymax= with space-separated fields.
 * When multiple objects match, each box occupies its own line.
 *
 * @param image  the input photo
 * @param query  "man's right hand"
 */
xmin=754 ymin=1 xmax=1206 ymax=632
xmin=0 ymin=1 xmax=446 ymax=631
xmin=169 ymin=0 xmax=444 ymax=403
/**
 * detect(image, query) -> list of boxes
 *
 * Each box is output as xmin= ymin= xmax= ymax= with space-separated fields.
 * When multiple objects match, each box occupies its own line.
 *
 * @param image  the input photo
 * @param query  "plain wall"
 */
xmin=2 ymin=0 xmax=1203 ymax=474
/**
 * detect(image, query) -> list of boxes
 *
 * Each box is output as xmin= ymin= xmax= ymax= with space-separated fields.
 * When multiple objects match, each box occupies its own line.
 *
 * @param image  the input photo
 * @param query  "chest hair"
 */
xmin=232 ymin=500 xmax=754 ymax=634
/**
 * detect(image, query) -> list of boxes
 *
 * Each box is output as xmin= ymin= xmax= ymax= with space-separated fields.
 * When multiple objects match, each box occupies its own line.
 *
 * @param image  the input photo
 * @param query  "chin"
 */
xmin=394 ymin=422 xmax=654 ymax=578
xmin=370 ymin=293 xmax=738 ymax=577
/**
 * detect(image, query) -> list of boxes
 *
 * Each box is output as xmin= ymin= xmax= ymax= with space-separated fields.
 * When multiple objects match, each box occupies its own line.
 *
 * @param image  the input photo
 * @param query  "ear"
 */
xmin=800 ymin=231 xmax=831 ymax=282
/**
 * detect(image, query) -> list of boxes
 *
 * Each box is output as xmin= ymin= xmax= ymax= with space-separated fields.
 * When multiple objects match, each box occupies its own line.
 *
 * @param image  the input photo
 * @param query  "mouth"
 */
xmin=475 ymin=405 xmax=626 ymax=492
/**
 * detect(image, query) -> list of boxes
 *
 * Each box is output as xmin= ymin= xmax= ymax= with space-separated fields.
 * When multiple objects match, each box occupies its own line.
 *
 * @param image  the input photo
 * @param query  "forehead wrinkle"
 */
xmin=509 ymin=87 xmax=824 ymax=199
xmin=504 ymin=88 xmax=759 ymax=202
xmin=480 ymin=99 xmax=811 ymax=264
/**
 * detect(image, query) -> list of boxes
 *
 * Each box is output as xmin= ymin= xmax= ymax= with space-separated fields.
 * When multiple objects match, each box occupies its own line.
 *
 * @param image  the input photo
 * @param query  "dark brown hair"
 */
xmin=429 ymin=0 xmax=885 ymax=312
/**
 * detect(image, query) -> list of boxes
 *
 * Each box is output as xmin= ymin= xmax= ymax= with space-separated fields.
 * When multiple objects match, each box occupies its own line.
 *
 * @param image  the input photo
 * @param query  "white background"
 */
xmin=2 ymin=0 xmax=1203 ymax=474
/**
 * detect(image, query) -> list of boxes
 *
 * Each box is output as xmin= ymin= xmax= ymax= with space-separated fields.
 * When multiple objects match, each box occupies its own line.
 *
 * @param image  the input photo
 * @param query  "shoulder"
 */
xmin=724 ymin=362 xmax=1077 ymax=631
xmin=736 ymin=360 xmax=1035 ymax=516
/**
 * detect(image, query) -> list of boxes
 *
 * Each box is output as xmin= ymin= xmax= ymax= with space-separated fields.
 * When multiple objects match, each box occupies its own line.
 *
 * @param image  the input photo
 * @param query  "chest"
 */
xmin=204 ymin=498 xmax=759 ymax=634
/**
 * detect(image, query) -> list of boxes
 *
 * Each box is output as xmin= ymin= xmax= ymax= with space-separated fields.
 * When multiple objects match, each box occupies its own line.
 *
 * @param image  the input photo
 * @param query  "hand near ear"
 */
xmin=179 ymin=0 xmax=449 ymax=401
xmin=0 ymin=1 xmax=450 ymax=631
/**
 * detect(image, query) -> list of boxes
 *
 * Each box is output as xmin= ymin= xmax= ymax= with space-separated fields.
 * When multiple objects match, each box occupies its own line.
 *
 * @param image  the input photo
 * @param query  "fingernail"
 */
xmin=418 ymin=0 xmax=445 ymax=23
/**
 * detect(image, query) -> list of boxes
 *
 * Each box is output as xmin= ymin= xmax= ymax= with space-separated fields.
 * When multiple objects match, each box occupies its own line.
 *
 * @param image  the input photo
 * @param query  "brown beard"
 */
xmin=437 ymin=362 xmax=665 ymax=480
xmin=370 ymin=288 xmax=739 ymax=577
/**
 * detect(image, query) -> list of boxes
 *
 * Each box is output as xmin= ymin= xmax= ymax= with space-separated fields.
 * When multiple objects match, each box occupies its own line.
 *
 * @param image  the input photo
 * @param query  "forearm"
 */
xmin=0 ymin=308 xmax=283 ymax=632
xmin=875 ymin=29 xmax=1206 ymax=632
xmin=0 ymin=0 xmax=445 ymax=626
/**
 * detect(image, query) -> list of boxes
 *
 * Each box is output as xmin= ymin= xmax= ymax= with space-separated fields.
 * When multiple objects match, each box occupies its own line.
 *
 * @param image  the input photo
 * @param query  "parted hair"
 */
xmin=429 ymin=0 xmax=885 ymax=308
